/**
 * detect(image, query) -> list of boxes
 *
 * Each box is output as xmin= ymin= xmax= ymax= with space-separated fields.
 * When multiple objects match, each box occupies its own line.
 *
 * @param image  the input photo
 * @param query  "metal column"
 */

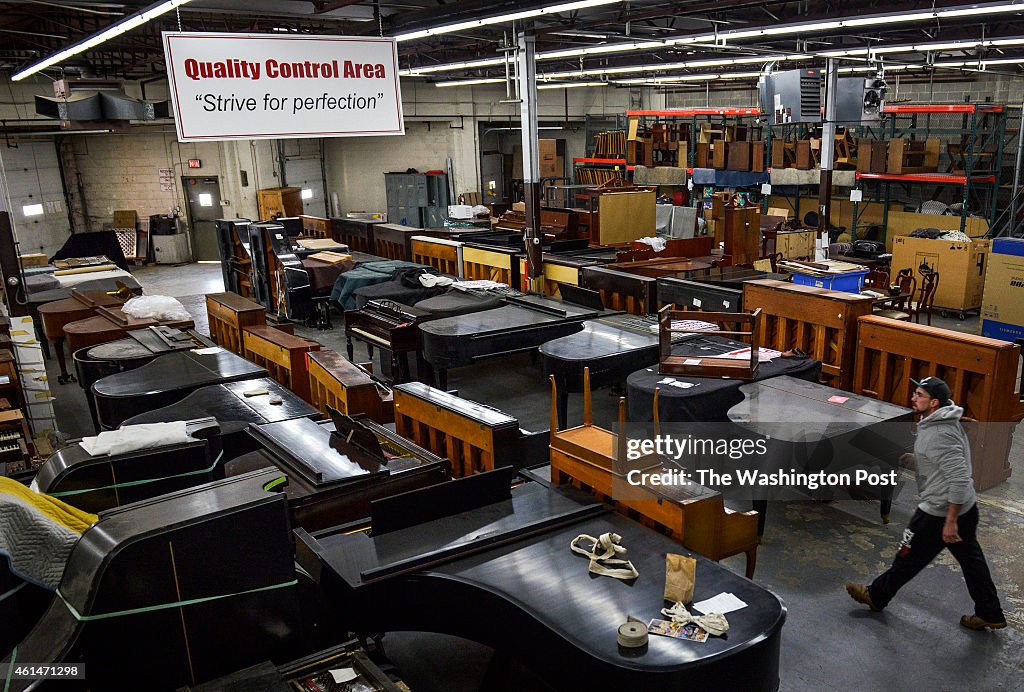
xmin=516 ymin=31 xmax=543 ymax=279
xmin=817 ymin=59 xmax=839 ymax=247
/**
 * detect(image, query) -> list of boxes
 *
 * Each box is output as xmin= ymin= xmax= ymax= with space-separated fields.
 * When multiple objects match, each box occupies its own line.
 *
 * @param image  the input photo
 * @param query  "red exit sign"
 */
xmin=187 ymin=159 xmax=202 ymax=168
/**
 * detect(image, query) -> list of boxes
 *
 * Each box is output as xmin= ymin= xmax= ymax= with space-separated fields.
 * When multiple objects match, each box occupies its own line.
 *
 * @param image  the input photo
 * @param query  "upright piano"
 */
xmin=419 ymin=292 xmax=613 ymax=389
xmin=228 ymin=410 xmax=449 ymax=531
xmin=295 ymin=471 xmax=786 ymax=690
xmin=657 ymin=267 xmax=790 ymax=312
xmin=122 ymin=378 xmax=322 ymax=462
xmin=73 ymin=326 xmax=214 ymax=432
xmin=214 ymin=218 xmax=254 ymax=297
xmin=38 ymin=288 xmax=127 ymax=384
xmin=91 ymin=347 xmax=267 ymax=429
xmin=330 ymin=216 xmax=383 ymax=253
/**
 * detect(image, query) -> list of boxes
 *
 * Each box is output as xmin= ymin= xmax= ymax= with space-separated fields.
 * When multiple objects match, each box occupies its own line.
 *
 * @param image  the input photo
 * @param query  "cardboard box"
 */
xmin=980 ymin=238 xmax=1024 ymax=341
xmin=18 ymin=253 xmax=48 ymax=268
xmin=891 ymin=236 xmax=990 ymax=312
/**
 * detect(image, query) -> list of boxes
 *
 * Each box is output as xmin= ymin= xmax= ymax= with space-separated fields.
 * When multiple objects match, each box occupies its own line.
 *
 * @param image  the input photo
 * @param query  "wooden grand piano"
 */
xmin=419 ymin=291 xmax=614 ymax=389
xmin=64 ymin=304 xmax=195 ymax=361
xmin=91 ymin=347 xmax=267 ymax=430
xmin=122 ymin=378 xmax=322 ymax=462
xmin=295 ymin=470 xmax=785 ymax=690
xmin=73 ymin=326 xmax=214 ymax=432
xmin=38 ymin=287 xmax=129 ymax=384
xmin=227 ymin=410 xmax=449 ymax=531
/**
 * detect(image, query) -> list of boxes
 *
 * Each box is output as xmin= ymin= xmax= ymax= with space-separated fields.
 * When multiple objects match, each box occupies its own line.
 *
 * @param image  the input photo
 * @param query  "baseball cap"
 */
xmin=911 ymin=376 xmax=952 ymax=407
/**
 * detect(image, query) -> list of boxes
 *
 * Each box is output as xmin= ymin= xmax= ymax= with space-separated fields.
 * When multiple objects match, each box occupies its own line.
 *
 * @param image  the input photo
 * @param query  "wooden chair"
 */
xmin=873 ymin=269 xmax=916 ymax=321
xmin=910 ymin=270 xmax=939 ymax=326
xmin=548 ymin=369 xmax=759 ymax=578
xmin=863 ymin=269 xmax=890 ymax=291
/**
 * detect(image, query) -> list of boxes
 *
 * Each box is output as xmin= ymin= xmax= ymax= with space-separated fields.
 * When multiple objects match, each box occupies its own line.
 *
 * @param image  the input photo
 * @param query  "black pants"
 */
xmin=869 ymin=505 xmax=1004 ymax=622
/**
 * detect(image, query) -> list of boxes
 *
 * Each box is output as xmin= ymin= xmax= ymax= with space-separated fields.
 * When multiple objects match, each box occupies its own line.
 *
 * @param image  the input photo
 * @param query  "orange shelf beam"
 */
xmin=856 ymin=172 xmax=995 ymax=185
xmin=882 ymin=104 xmax=1005 ymax=114
xmin=626 ymin=108 xmax=762 ymax=117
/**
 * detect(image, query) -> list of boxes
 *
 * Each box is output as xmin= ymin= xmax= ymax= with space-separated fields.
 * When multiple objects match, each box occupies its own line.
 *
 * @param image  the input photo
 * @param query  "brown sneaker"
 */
xmin=960 ymin=615 xmax=1007 ymax=631
xmin=846 ymin=583 xmax=880 ymax=612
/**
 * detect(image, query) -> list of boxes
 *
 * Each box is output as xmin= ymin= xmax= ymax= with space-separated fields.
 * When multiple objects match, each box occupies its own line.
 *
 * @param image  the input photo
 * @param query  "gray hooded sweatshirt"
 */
xmin=914 ymin=403 xmax=976 ymax=517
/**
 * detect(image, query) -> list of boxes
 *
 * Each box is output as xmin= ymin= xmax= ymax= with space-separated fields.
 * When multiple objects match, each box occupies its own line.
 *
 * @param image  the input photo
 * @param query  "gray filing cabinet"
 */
xmin=152 ymin=233 xmax=193 ymax=264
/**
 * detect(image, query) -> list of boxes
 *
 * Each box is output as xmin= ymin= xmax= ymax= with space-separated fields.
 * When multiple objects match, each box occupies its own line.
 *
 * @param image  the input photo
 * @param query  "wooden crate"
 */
xmin=411 ymin=236 xmax=462 ymax=277
xmin=242 ymin=326 xmax=320 ymax=402
xmin=205 ymin=292 xmax=266 ymax=355
xmin=727 ymin=141 xmax=752 ymax=171
xmin=886 ymin=138 xmax=941 ymax=175
xmin=743 ymin=279 xmax=875 ymax=390
xmin=257 ymin=187 xmax=303 ymax=220
xmin=306 ymin=350 xmax=393 ymax=423
xmin=853 ymin=315 xmax=1024 ymax=489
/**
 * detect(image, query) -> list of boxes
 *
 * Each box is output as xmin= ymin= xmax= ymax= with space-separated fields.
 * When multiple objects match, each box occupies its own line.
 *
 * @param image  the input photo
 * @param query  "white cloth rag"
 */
xmin=79 ymin=421 xmax=189 ymax=457
xmin=419 ymin=273 xmax=455 ymax=288
xmin=570 ymin=532 xmax=639 ymax=580
xmin=660 ymin=601 xmax=730 ymax=636
xmin=122 ymin=295 xmax=192 ymax=322
xmin=635 ymin=236 xmax=668 ymax=253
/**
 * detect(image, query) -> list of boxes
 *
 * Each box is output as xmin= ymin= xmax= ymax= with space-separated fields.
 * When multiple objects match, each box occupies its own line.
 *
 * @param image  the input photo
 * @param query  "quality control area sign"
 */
xmin=163 ymin=32 xmax=404 ymax=142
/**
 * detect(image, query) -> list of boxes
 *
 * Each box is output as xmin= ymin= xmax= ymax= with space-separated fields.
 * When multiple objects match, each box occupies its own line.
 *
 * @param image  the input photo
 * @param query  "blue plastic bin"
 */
xmin=790 ymin=268 xmax=869 ymax=292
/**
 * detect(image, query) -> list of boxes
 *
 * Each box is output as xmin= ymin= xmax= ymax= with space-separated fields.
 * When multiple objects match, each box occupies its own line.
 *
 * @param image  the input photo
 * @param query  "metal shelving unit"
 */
xmin=852 ymin=103 xmax=1007 ymax=237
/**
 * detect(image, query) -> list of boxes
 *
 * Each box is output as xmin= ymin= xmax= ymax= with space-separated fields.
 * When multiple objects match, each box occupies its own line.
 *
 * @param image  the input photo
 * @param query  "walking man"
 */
xmin=846 ymin=376 xmax=1006 ymax=630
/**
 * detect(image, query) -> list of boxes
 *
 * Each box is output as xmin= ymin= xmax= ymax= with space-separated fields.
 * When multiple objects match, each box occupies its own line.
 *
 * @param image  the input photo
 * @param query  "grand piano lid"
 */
xmin=248 ymin=416 xmax=390 ymax=488
xmin=300 ymin=481 xmax=786 ymax=682
xmin=729 ymin=375 xmax=914 ymax=438
xmin=123 ymin=378 xmax=319 ymax=429
xmin=393 ymin=382 xmax=519 ymax=430
xmin=86 ymin=327 xmax=209 ymax=361
xmin=91 ymin=348 xmax=267 ymax=398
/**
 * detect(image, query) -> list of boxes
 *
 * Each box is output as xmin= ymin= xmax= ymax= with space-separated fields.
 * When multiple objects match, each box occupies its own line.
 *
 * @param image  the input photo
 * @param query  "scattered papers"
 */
xmin=648 ymin=319 xmax=719 ymax=334
xmin=193 ymin=347 xmax=223 ymax=355
xmin=329 ymin=668 xmax=359 ymax=684
xmin=828 ymin=395 xmax=850 ymax=404
xmin=656 ymin=377 xmax=698 ymax=390
xmin=692 ymin=592 xmax=748 ymax=615
xmin=719 ymin=347 xmax=783 ymax=362
xmin=648 ymin=619 xmax=708 ymax=642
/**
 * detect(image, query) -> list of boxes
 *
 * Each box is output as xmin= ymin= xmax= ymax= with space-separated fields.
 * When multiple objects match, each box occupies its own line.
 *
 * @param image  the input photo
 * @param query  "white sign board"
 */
xmin=163 ymin=32 xmax=404 ymax=142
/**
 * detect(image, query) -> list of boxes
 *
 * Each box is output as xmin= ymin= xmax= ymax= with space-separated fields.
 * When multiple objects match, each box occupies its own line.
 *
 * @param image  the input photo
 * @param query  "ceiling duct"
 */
xmin=34 ymin=78 xmax=170 ymax=126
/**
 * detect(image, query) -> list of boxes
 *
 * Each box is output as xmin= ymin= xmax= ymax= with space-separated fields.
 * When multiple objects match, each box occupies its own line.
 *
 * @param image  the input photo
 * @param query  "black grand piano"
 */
xmin=91 ymin=347 xmax=267 ymax=430
xmin=31 ymin=418 xmax=223 ymax=513
xmin=121 ymin=378 xmax=322 ymax=462
xmin=73 ymin=326 xmax=214 ymax=432
xmin=225 ymin=410 xmax=449 ymax=531
xmin=296 ymin=469 xmax=786 ymax=690
xmin=540 ymin=312 xmax=699 ymax=430
xmin=3 ymin=468 xmax=303 ymax=691
xmin=419 ymin=290 xmax=617 ymax=389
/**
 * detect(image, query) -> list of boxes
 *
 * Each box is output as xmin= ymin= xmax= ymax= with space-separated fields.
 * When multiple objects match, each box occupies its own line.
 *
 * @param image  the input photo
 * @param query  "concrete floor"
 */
xmin=44 ymin=262 xmax=1024 ymax=691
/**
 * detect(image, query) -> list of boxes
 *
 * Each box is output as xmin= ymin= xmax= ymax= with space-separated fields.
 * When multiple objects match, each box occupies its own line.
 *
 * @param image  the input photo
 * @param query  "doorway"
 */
xmin=182 ymin=176 xmax=221 ymax=261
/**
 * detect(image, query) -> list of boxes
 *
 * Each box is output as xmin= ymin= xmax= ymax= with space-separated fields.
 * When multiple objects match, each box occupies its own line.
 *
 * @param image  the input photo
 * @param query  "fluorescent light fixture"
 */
xmin=539 ymin=54 xmax=803 ymax=80
xmin=613 ymin=71 xmax=762 ymax=85
xmin=12 ymin=0 xmax=193 ymax=81
xmin=399 ymin=1 xmax=1024 ymax=75
xmin=537 ymin=81 xmax=609 ymax=89
xmin=435 ymin=77 xmax=506 ymax=87
xmin=395 ymin=0 xmax=621 ymax=42
xmin=301 ymin=188 xmax=314 ymax=199
xmin=22 ymin=204 xmax=44 ymax=217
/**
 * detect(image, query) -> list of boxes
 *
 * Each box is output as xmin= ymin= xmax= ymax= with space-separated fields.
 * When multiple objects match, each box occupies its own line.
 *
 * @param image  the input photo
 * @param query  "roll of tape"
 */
xmin=617 ymin=621 xmax=649 ymax=648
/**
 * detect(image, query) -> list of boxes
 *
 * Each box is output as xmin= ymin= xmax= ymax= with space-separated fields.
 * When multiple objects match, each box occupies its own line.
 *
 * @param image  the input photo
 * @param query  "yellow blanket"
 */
xmin=0 ymin=477 xmax=97 ymax=533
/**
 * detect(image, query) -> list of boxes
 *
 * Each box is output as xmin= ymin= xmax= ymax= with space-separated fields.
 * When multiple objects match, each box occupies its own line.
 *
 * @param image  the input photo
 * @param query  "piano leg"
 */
xmin=415 ymin=353 xmax=435 ymax=387
xmin=753 ymin=499 xmax=768 ymax=536
xmin=52 ymin=337 xmax=76 ymax=384
xmin=553 ymin=372 xmax=569 ymax=431
xmin=437 ymin=368 xmax=448 ymax=391
xmin=346 ymin=336 xmax=354 ymax=360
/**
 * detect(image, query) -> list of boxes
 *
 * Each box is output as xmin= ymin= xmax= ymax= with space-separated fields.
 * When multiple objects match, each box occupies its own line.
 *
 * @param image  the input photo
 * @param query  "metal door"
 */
xmin=182 ymin=176 xmax=221 ymax=261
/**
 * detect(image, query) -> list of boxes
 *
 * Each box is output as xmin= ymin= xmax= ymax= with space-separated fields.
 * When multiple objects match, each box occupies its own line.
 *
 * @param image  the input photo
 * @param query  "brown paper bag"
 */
xmin=665 ymin=554 xmax=697 ymax=604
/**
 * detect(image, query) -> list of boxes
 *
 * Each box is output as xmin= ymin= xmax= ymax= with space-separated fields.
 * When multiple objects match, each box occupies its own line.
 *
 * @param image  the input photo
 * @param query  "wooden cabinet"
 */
xmin=257 ymin=187 xmax=303 ymax=220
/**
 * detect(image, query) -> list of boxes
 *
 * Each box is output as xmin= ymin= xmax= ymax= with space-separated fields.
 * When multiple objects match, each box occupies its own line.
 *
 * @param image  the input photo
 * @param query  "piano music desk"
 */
xmin=241 ymin=325 xmax=320 ymax=402
xmin=206 ymin=292 xmax=267 ymax=355
xmin=307 ymin=350 xmax=394 ymax=423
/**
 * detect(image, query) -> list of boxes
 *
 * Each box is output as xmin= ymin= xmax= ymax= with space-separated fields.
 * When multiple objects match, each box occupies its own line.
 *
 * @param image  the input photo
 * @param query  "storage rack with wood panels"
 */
xmin=852 ymin=104 xmax=1007 ymax=238
xmin=626 ymin=108 xmax=763 ymax=170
